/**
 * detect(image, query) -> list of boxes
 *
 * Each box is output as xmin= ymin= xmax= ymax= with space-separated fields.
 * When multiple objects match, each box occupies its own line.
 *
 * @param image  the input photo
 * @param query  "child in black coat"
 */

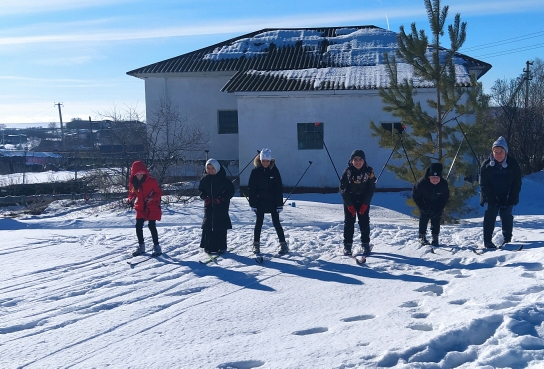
xmin=248 ymin=148 xmax=287 ymax=255
xmin=198 ymin=159 xmax=235 ymax=254
xmin=339 ymin=149 xmax=376 ymax=256
xmin=412 ymin=163 xmax=450 ymax=246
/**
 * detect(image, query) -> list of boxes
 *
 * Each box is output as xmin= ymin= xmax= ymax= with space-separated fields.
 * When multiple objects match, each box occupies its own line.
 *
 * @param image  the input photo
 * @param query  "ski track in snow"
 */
xmin=1 ymin=197 xmax=544 ymax=368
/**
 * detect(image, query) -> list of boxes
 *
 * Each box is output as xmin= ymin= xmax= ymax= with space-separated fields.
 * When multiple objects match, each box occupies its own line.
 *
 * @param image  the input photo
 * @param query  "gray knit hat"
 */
xmin=492 ymin=136 xmax=508 ymax=154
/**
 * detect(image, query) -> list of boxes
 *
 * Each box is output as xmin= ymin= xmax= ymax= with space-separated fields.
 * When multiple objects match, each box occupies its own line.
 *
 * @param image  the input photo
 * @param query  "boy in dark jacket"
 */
xmin=479 ymin=136 xmax=522 ymax=248
xmin=340 ymin=149 xmax=376 ymax=256
xmin=248 ymin=148 xmax=287 ymax=255
xmin=412 ymin=163 xmax=450 ymax=247
xmin=198 ymin=159 xmax=235 ymax=254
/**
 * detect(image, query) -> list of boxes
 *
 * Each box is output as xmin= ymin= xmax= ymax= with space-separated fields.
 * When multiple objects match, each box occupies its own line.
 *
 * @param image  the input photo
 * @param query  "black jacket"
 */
xmin=198 ymin=166 xmax=235 ymax=231
xmin=248 ymin=158 xmax=284 ymax=213
xmin=339 ymin=162 xmax=376 ymax=206
xmin=412 ymin=175 xmax=450 ymax=213
xmin=479 ymin=154 xmax=522 ymax=206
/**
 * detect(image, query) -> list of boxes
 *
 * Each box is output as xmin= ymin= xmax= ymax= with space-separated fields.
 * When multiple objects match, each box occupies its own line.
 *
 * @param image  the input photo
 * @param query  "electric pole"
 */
xmin=524 ymin=60 xmax=533 ymax=109
xmin=54 ymin=102 xmax=65 ymax=150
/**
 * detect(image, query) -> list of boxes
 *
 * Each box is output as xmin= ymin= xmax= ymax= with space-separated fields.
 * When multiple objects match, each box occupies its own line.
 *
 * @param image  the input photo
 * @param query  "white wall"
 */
xmin=235 ymin=90 xmax=418 ymax=189
xmin=142 ymin=73 xmax=467 ymax=190
xmin=144 ymin=73 xmax=239 ymax=161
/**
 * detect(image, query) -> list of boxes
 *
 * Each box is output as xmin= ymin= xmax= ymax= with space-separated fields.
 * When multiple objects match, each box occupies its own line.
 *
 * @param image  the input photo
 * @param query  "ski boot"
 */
xmin=132 ymin=243 xmax=145 ymax=257
xmin=252 ymin=242 xmax=261 ymax=255
xmin=278 ymin=241 xmax=289 ymax=255
xmin=418 ymin=234 xmax=430 ymax=246
xmin=151 ymin=243 xmax=162 ymax=257
xmin=343 ymin=243 xmax=353 ymax=256
xmin=362 ymin=242 xmax=371 ymax=255
xmin=431 ymin=235 xmax=439 ymax=247
xmin=484 ymin=241 xmax=497 ymax=249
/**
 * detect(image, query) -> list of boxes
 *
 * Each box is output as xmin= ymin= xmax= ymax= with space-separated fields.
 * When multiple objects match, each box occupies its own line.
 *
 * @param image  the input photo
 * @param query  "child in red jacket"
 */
xmin=127 ymin=161 xmax=163 ymax=256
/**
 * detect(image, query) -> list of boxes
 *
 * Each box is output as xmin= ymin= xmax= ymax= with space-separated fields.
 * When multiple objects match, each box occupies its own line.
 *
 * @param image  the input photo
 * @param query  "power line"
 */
xmin=463 ymin=30 xmax=544 ymax=52
xmin=472 ymin=42 xmax=544 ymax=59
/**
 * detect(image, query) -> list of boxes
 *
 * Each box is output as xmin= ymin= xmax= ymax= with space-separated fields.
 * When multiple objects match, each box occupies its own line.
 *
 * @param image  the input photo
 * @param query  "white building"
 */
xmin=127 ymin=26 xmax=491 ymax=191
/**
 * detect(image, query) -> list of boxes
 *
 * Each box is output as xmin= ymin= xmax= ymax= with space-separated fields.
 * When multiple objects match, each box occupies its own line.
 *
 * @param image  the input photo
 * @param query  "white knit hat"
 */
xmin=260 ymin=148 xmax=272 ymax=161
xmin=205 ymin=158 xmax=220 ymax=173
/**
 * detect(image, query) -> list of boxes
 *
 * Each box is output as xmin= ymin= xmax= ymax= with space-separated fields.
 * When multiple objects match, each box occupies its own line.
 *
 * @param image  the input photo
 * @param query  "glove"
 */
xmin=126 ymin=198 xmax=134 ymax=209
xmin=347 ymin=205 xmax=356 ymax=217
xmin=277 ymin=207 xmax=283 ymax=213
xmin=251 ymin=207 xmax=257 ymax=213
xmin=213 ymin=197 xmax=222 ymax=205
xmin=204 ymin=197 xmax=211 ymax=205
xmin=420 ymin=208 xmax=430 ymax=215
xmin=359 ymin=204 xmax=368 ymax=215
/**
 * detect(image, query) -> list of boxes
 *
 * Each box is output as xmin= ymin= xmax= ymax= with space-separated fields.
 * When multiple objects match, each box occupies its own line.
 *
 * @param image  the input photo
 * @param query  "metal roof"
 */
xmin=127 ymin=26 xmax=492 ymax=92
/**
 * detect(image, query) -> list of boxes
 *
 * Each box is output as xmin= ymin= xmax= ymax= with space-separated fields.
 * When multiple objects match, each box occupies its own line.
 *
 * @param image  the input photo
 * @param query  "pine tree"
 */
xmin=370 ymin=0 xmax=489 ymax=220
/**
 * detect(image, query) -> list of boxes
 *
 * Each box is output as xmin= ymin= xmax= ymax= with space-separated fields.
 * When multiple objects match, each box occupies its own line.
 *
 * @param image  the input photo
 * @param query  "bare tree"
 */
xmin=490 ymin=58 xmax=544 ymax=175
xmin=96 ymin=100 xmax=208 ymax=187
xmin=145 ymin=98 xmax=208 ymax=184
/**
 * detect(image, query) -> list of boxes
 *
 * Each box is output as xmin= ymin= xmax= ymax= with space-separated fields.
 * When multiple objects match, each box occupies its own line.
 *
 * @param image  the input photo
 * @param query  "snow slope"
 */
xmin=1 ymin=172 xmax=544 ymax=368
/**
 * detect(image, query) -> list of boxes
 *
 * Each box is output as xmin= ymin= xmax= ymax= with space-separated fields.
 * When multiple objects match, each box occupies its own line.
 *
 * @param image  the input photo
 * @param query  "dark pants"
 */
xmin=419 ymin=213 xmax=441 ymax=236
xmin=200 ymin=229 xmax=227 ymax=252
xmin=254 ymin=210 xmax=285 ymax=243
xmin=343 ymin=204 xmax=370 ymax=244
xmin=136 ymin=219 xmax=159 ymax=245
xmin=483 ymin=203 xmax=513 ymax=242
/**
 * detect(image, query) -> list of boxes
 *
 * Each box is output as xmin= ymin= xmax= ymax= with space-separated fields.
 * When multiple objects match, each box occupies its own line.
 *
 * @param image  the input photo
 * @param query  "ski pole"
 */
xmin=454 ymin=118 xmax=481 ymax=168
xmin=283 ymin=161 xmax=313 ymax=205
xmin=376 ymin=125 xmax=406 ymax=183
xmin=315 ymin=122 xmax=340 ymax=181
xmin=398 ymin=132 xmax=418 ymax=183
xmin=446 ymin=138 xmax=464 ymax=180
xmin=223 ymin=162 xmax=250 ymax=202
xmin=232 ymin=150 xmax=261 ymax=184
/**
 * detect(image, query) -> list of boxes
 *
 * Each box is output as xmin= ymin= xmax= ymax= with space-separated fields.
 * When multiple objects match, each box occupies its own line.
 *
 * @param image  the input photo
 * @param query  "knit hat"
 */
xmin=350 ymin=149 xmax=366 ymax=161
xmin=426 ymin=162 xmax=443 ymax=178
xmin=492 ymin=136 xmax=508 ymax=154
xmin=205 ymin=158 xmax=221 ymax=173
xmin=260 ymin=148 xmax=272 ymax=161
xmin=490 ymin=136 xmax=508 ymax=168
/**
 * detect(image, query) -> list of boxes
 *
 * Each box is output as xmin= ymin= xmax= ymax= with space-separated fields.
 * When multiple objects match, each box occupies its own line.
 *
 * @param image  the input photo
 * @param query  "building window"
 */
xmin=218 ymin=110 xmax=238 ymax=134
xmin=297 ymin=122 xmax=324 ymax=150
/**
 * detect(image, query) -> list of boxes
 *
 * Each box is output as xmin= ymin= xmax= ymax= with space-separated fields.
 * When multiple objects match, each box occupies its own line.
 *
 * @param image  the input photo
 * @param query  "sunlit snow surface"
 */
xmin=1 ymin=171 xmax=544 ymax=368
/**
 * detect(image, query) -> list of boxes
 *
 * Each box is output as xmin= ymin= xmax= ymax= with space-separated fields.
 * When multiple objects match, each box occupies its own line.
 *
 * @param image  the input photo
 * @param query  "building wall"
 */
xmin=144 ymin=73 xmax=239 ymax=161
xmin=235 ymin=90 xmax=426 ymax=189
xmin=142 ymin=74 xmax=465 ymax=190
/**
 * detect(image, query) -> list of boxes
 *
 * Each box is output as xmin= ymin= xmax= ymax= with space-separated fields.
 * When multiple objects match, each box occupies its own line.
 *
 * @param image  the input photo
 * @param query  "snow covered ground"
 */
xmin=1 ymin=171 xmax=544 ymax=368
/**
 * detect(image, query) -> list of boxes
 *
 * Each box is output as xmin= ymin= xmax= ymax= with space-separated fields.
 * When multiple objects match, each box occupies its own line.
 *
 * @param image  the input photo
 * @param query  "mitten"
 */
xmin=347 ymin=205 xmax=356 ymax=217
xmin=213 ymin=197 xmax=222 ymax=204
xmin=204 ymin=197 xmax=211 ymax=205
xmin=359 ymin=204 xmax=368 ymax=215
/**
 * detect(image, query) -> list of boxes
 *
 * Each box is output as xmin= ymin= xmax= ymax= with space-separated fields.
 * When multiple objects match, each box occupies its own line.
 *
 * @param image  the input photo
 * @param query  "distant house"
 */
xmin=127 ymin=26 xmax=491 ymax=190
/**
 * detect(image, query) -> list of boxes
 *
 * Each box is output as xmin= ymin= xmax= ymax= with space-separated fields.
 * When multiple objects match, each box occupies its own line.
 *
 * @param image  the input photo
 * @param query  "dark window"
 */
xmin=297 ymin=123 xmax=324 ymax=150
xmin=218 ymin=110 xmax=238 ymax=134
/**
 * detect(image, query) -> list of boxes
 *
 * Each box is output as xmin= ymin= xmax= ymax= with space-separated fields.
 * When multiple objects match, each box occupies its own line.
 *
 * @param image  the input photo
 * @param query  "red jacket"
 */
xmin=128 ymin=161 xmax=162 ymax=221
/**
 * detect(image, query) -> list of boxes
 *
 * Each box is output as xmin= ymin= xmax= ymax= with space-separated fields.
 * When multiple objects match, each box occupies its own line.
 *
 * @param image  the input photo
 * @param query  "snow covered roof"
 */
xmin=127 ymin=26 xmax=491 ymax=92
xmin=0 ymin=150 xmax=62 ymax=158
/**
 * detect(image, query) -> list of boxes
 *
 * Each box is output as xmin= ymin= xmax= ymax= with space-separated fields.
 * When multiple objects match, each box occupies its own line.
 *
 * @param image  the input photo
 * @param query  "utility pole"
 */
xmin=524 ymin=60 xmax=533 ymax=109
xmin=54 ymin=102 xmax=65 ymax=150
xmin=89 ymin=116 xmax=95 ymax=150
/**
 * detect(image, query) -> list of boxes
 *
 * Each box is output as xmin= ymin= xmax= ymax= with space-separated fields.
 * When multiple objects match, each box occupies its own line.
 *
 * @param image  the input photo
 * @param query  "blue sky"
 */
xmin=1 ymin=0 xmax=544 ymax=125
